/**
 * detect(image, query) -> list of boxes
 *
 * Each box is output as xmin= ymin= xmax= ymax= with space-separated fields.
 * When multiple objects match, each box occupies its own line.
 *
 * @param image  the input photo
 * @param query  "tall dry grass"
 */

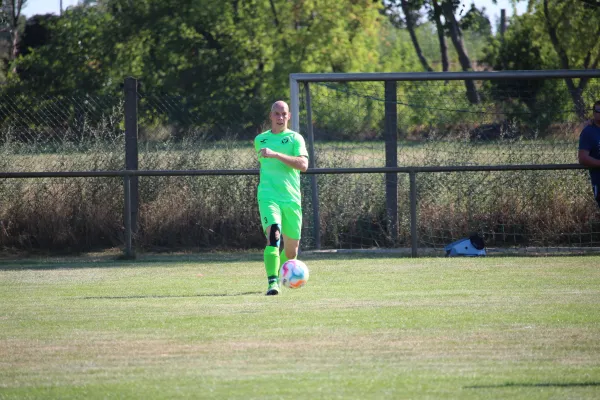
xmin=1 ymin=129 xmax=598 ymax=253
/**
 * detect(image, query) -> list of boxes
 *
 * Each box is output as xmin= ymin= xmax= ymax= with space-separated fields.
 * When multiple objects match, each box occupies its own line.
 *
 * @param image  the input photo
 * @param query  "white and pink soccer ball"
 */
xmin=279 ymin=259 xmax=309 ymax=289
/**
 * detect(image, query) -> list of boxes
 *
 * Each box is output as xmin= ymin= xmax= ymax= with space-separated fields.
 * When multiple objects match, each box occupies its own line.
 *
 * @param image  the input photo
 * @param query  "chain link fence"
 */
xmin=295 ymin=71 xmax=600 ymax=254
xmin=1 ymin=71 xmax=600 ymax=255
xmin=0 ymin=93 xmax=123 ymax=252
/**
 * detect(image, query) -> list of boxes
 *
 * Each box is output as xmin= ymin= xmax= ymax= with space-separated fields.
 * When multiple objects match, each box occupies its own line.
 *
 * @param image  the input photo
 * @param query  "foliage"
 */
xmin=4 ymin=0 xmax=390 ymax=138
xmin=1 ymin=0 xmax=597 ymax=139
xmin=483 ymin=0 xmax=600 ymax=120
xmin=7 ymin=6 xmax=116 ymax=96
xmin=459 ymin=2 xmax=492 ymax=37
xmin=481 ymin=13 xmax=563 ymax=127
xmin=528 ymin=0 xmax=600 ymax=70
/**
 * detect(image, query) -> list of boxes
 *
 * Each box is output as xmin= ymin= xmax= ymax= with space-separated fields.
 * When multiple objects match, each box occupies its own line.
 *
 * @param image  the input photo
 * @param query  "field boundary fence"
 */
xmin=0 ymin=162 xmax=593 ymax=258
xmin=290 ymin=69 xmax=600 ymax=255
xmin=2 ymin=70 xmax=600 ymax=257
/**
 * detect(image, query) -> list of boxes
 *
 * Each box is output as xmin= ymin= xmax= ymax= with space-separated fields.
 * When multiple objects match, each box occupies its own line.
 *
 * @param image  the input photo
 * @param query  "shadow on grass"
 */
xmin=0 ymin=250 xmax=416 ymax=270
xmin=0 ymin=252 xmax=264 ymax=270
xmin=81 ymin=291 xmax=263 ymax=300
xmin=2 ymin=249 xmax=600 ymax=271
xmin=465 ymin=382 xmax=600 ymax=389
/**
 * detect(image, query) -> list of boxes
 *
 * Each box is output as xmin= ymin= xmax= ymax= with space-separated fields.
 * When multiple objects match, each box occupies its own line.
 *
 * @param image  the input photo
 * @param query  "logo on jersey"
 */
xmin=282 ymin=138 xmax=289 ymax=144
xmin=260 ymin=139 xmax=267 ymax=144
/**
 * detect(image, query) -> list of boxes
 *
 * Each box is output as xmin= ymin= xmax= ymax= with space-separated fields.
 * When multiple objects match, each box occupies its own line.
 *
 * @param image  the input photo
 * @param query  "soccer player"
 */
xmin=578 ymin=100 xmax=600 ymax=208
xmin=254 ymin=101 xmax=309 ymax=295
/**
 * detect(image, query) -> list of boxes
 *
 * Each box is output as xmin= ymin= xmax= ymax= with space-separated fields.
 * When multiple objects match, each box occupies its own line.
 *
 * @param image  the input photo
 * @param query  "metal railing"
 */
xmin=2 ymin=70 xmax=600 ymax=257
xmin=0 ymin=162 xmax=590 ymax=258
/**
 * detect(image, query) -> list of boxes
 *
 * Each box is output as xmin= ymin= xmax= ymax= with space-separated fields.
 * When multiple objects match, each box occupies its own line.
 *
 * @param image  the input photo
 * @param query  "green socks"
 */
xmin=279 ymin=251 xmax=289 ymax=269
xmin=265 ymin=247 xmax=297 ymax=284
xmin=264 ymin=246 xmax=279 ymax=283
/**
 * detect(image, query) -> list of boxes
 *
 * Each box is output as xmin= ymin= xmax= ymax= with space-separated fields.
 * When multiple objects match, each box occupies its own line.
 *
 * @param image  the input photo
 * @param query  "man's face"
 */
xmin=594 ymin=105 xmax=600 ymax=122
xmin=270 ymin=105 xmax=290 ymax=131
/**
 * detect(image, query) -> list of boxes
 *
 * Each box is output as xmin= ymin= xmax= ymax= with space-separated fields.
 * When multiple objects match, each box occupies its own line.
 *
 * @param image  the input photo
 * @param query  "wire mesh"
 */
xmin=298 ymin=75 xmax=600 ymax=253
xmin=0 ymin=94 xmax=124 ymax=172
xmin=136 ymin=92 xmax=265 ymax=171
xmin=415 ymin=169 xmax=600 ymax=252
xmin=301 ymin=173 xmax=393 ymax=250
xmin=301 ymin=78 xmax=600 ymax=168
xmin=2 ymin=74 xmax=600 ymax=255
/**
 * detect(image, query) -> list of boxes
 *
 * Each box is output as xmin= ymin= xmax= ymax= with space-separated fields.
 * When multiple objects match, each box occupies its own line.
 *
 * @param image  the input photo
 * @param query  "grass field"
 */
xmin=1 ymin=253 xmax=599 ymax=399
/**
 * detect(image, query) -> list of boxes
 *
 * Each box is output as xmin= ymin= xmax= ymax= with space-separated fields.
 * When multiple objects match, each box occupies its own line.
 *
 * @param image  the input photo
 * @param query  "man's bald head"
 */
xmin=270 ymin=101 xmax=291 ymax=133
xmin=271 ymin=101 xmax=289 ymax=113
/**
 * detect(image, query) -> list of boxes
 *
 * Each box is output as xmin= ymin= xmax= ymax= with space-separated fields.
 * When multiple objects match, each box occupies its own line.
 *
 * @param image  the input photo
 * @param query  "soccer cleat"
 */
xmin=266 ymin=281 xmax=280 ymax=296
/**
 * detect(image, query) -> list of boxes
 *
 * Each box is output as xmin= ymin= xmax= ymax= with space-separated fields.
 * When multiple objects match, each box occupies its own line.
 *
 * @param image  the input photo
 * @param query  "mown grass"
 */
xmin=0 ymin=253 xmax=599 ymax=399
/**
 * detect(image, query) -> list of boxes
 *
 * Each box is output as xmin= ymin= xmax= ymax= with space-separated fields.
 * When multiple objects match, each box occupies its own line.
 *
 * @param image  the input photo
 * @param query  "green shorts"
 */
xmin=259 ymin=200 xmax=303 ymax=240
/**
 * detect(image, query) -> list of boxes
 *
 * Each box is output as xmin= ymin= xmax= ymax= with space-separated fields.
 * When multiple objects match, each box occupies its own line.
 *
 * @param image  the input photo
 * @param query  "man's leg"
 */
xmin=279 ymin=250 xmax=288 ymax=269
xmin=280 ymin=202 xmax=302 ymax=268
xmin=281 ymin=235 xmax=300 ymax=267
xmin=264 ymin=224 xmax=281 ymax=295
xmin=259 ymin=201 xmax=282 ymax=295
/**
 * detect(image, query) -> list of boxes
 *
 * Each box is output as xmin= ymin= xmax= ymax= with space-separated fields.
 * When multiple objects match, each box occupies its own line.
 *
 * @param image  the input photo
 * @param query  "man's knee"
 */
xmin=284 ymin=248 xmax=298 ymax=260
xmin=267 ymin=224 xmax=281 ymax=247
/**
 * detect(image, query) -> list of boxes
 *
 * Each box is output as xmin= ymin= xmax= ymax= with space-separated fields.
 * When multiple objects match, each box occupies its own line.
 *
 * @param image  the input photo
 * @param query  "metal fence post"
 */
xmin=304 ymin=82 xmax=321 ymax=249
xmin=409 ymin=170 xmax=418 ymax=257
xmin=384 ymin=81 xmax=399 ymax=245
xmin=123 ymin=174 xmax=134 ymax=259
xmin=124 ymin=77 xmax=139 ymax=238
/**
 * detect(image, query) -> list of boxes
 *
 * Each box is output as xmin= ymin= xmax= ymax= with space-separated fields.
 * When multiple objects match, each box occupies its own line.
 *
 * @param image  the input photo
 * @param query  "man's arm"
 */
xmin=259 ymin=148 xmax=308 ymax=172
xmin=578 ymin=149 xmax=600 ymax=167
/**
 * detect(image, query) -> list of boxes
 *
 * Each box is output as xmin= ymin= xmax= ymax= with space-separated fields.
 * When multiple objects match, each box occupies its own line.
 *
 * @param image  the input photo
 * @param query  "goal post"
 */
xmin=290 ymin=69 xmax=600 ymax=256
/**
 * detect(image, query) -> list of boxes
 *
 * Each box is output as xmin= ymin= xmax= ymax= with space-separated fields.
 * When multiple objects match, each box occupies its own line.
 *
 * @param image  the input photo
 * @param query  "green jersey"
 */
xmin=254 ymin=129 xmax=309 ymax=204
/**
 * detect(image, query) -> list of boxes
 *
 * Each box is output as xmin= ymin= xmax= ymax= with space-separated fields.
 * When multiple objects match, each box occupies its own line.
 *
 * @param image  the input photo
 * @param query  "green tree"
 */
xmin=488 ymin=0 xmax=600 ymax=119
xmin=381 ymin=0 xmax=483 ymax=102
xmin=537 ymin=0 xmax=600 ymax=118
xmin=5 ymin=0 xmax=413 ymax=137
xmin=101 ymin=0 xmax=386 ymax=130
xmin=429 ymin=0 xmax=449 ymax=71
xmin=482 ymin=13 xmax=560 ymax=125
xmin=460 ymin=2 xmax=492 ymax=37
xmin=0 ymin=0 xmax=27 ymax=77
xmin=382 ymin=0 xmax=433 ymax=71
xmin=440 ymin=0 xmax=480 ymax=103
xmin=8 ymin=5 xmax=115 ymax=95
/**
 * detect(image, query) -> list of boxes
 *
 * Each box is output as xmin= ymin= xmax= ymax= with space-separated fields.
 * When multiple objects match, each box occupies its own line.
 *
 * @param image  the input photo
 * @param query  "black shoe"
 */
xmin=265 ymin=282 xmax=280 ymax=296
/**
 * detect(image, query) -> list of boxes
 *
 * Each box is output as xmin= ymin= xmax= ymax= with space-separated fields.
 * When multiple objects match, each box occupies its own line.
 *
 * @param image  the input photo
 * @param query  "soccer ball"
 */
xmin=279 ymin=259 xmax=309 ymax=289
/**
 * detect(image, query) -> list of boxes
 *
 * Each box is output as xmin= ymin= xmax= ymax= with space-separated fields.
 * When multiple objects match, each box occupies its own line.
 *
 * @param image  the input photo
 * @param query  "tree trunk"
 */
xmin=440 ymin=0 xmax=480 ymax=104
xmin=564 ymin=81 xmax=587 ymax=120
xmin=7 ymin=0 xmax=25 ymax=74
xmin=542 ymin=0 xmax=593 ymax=120
xmin=400 ymin=0 xmax=433 ymax=72
xmin=431 ymin=0 xmax=449 ymax=72
xmin=11 ymin=30 xmax=19 ymax=73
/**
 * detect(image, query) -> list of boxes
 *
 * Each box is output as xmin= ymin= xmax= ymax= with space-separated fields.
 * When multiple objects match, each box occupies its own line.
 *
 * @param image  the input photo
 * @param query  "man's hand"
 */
xmin=259 ymin=148 xmax=278 ymax=158
xmin=258 ymin=147 xmax=308 ymax=172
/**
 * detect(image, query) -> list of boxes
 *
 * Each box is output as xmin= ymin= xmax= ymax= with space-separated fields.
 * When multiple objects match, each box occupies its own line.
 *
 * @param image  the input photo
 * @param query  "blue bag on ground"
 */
xmin=445 ymin=234 xmax=486 ymax=257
